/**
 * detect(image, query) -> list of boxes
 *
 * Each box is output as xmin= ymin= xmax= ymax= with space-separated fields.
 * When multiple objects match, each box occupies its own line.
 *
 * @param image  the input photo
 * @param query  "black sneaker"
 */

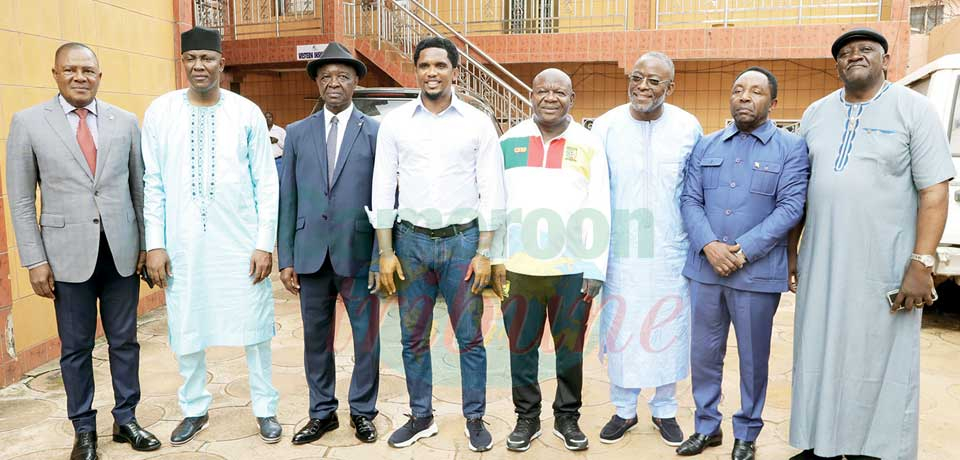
xmin=387 ymin=414 xmax=438 ymax=448
xmin=553 ymin=415 xmax=588 ymax=451
xmin=506 ymin=417 xmax=541 ymax=452
xmin=652 ymin=417 xmax=684 ymax=446
xmin=465 ymin=417 xmax=493 ymax=452
xmin=599 ymin=415 xmax=637 ymax=444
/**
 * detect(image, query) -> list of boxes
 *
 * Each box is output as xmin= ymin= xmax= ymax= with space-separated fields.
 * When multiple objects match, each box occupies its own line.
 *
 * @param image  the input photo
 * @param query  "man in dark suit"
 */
xmin=277 ymin=42 xmax=382 ymax=445
xmin=5 ymin=43 xmax=161 ymax=460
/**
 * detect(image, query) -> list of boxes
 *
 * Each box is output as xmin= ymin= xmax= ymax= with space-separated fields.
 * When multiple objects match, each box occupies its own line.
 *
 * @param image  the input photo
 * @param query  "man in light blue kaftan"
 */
xmin=592 ymin=52 xmax=702 ymax=446
xmin=142 ymin=27 xmax=281 ymax=446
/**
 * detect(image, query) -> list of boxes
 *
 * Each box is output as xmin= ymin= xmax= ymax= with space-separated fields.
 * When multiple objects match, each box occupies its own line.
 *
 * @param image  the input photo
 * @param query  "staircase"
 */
xmin=343 ymin=0 xmax=532 ymax=129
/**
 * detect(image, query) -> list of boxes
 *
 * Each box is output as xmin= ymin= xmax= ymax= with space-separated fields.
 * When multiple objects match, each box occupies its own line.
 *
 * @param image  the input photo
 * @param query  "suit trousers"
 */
xmin=689 ymin=280 xmax=780 ymax=442
xmin=53 ymin=232 xmax=141 ymax=433
xmin=501 ymin=271 xmax=591 ymax=419
xmin=176 ymin=339 xmax=278 ymax=417
xmin=298 ymin=258 xmax=380 ymax=419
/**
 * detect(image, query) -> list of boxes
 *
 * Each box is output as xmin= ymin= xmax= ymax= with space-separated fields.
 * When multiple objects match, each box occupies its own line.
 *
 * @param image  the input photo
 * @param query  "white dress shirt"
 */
xmin=269 ymin=124 xmax=286 ymax=158
xmin=59 ymin=94 xmax=99 ymax=148
xmin=323 ymin=103 xmax=354 ymax=166
xmin=369 ymin=94 xmax=505 ymax=231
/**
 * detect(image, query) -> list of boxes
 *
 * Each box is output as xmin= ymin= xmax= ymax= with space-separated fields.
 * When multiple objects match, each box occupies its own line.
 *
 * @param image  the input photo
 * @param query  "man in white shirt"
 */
xmin=265 ymin=111 xmax=286 ymax=175
xmin=369 ymin=36 xmax=506 ymax=452
xmin=491 ymin=68 xmax=611 ymax=452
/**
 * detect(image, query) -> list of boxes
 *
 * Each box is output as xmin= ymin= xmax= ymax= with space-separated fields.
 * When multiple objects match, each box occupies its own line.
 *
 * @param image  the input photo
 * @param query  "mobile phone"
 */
xmin=140 ymin=270 xmax=155 ymax=289
xmin=886 ymin=288 xmax=938 ymax=310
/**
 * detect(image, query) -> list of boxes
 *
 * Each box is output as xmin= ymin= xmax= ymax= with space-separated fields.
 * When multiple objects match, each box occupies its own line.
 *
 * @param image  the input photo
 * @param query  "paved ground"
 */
xmin=2 ymin=272 xmax=960 ymax=460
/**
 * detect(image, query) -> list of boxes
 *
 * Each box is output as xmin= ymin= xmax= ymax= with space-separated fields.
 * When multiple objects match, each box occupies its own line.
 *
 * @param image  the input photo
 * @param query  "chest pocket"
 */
xmin=700 ymin=157 xmax=723 ymax=189
xmin=749 ymin=161 xmax=782 ymax=196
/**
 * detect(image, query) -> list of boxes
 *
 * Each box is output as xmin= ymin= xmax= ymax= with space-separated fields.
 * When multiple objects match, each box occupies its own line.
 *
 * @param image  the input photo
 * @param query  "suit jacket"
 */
xmin=277 ymin=108 xmax=380 ymax=277
xmin=6 ymin=96 xmax=145 ymax=283
xmin=679 ymin=120 xmax=810 ymax=293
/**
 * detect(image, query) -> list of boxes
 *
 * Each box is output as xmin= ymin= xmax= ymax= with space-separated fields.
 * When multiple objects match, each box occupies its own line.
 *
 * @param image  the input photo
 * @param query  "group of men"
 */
xmin=6 ymin=23 xmax=953 ymax=460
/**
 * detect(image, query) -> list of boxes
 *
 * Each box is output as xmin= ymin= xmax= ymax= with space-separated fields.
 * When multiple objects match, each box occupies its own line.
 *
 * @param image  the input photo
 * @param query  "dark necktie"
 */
xmin=75 ymin=108 xmax=97 ymax=175
xmin=326 ymin=115 xmax=338 ymax=189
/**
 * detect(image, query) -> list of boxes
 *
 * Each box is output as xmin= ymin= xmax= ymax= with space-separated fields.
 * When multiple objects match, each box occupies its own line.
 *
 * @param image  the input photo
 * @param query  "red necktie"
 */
xmin=75 ymin=108 xmax=97 ymax=175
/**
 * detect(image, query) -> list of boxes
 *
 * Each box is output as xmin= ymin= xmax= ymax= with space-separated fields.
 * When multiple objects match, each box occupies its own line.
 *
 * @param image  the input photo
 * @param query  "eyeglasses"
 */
xmin=628 ymin=73 xmax=670 ymax=88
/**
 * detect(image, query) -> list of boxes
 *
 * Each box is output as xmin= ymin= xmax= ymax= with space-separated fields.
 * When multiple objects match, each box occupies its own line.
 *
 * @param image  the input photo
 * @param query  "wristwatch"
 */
xmin=736 ymin=249 xmax=748 ymax=263
xmin=911 ymin=253 xmax=935 ymax=269
xmin=476 ymin=248 xmax=491 ymax=258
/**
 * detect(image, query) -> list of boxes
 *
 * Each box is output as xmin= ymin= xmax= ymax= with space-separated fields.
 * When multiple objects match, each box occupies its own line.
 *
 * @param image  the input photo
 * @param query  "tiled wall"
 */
xmin=471 ymin=21 xmax=911 ymax=80
xmin=0 ymin=0 xmax=186 ymax=386
xmin=505 ymin=58 xmax=842 ymax=133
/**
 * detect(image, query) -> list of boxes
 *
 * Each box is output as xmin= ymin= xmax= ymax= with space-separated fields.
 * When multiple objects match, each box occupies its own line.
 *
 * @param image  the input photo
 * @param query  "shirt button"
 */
xmin=94 ymin=191 xmax=100 ymax=197
xmin=725 ymin=209 xmax=732 ymax=216
xmin=93 ymin=218 xmax=100 ymax=224
xmin=322 ymin=214 xmax=328 ymax=220
xmin=722 ymin=236 xmax=729 ymax=242
xmin=730 ymin=181 xmax=737 ymax=188
xmin=735 ymin=158 xmax=742 ymax=164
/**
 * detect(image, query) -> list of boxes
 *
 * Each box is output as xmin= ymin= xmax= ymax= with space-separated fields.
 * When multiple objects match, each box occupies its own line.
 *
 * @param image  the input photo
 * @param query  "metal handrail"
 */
xmin=403 ymin=0 xmax=532 ymax=96
xmin=359 ymin=0 xmax=532 ymax=126
xmin=655 ymin=0 xmax=884 ymax=28
xmin=194 ymin=0 xmax=324 ymax=39
xmin=415 ymin=0 xmax=630 ymax=35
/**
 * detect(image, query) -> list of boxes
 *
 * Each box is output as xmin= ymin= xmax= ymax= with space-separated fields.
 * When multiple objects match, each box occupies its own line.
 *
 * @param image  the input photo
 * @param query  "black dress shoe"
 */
xmin=112 ymin=420 xmax=161 ymax=451
xmin=676 ymin=430 xmax=723 ymax=456
xmin=732 ymin=439 xmax=756 ymax=460
xmin=350 ymin=414 xmax=378 ymax=443
xmin=170 ymin=414 xmax=209 ymax=446
xmin=71 ymin=431 xmax=97 ymax=460
xmin=292 ymin=414 xmax=339 ymax=445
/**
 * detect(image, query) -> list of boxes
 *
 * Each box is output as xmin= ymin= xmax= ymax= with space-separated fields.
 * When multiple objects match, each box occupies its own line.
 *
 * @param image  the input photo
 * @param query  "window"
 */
xmin=910 ymin=4 xmax=944 ymax=33
xmin=280 ymin=0 xmax=315 ymax=15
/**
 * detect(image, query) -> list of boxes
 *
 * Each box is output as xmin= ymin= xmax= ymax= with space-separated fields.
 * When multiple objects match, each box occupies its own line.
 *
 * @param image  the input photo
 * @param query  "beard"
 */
xmin=422 ymin=89 xmax=443 ymax=101
xmin=630 ymin=92 xmax=666 ymax=114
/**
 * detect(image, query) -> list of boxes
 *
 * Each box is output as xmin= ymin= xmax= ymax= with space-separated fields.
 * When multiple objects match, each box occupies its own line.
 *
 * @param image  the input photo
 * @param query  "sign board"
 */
xmin=296 ymin=44 xmax=328 ymax=61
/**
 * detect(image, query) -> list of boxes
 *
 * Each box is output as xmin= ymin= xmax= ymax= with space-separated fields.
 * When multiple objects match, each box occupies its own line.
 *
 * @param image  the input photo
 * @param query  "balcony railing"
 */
xmin=196 ymin=0 xmax=888 ymax=39
xmin=194 ymin=0 xmax=324 ymax=39
xmin=344 ymin=0 xmax=533 ymax=127
xmin=413 ymin=0 xmax=631 ymax=34
xmin=655 ymin=0 xmax=884 ymax=29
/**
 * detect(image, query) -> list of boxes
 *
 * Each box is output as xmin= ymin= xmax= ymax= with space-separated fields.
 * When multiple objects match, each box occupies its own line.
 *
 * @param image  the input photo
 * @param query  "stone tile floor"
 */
xmin=2 ymin=272 xmax=960 ymax=459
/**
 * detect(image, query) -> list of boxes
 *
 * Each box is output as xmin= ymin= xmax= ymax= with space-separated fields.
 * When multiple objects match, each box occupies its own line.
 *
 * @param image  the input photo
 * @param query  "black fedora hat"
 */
xmin=831 ymin=28 xmax=888 ymax=59
xmin=306 ymin=42 xmax=367 ymax=80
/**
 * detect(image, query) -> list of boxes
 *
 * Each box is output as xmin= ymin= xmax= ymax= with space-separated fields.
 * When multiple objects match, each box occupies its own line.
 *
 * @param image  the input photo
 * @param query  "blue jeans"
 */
xmin=394 ymin=223 xmax=486 ymax=419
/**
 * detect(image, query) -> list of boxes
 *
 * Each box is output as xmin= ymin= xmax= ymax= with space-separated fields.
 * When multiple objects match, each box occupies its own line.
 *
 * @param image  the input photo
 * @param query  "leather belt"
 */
xmin=398 ymin=219 xmax=477 ymax=239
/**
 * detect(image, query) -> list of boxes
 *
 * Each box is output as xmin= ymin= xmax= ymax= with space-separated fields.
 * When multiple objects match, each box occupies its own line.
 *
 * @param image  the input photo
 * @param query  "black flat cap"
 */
xmin=831 ymin=28 xmax=888 ymax=59
xmin=306 ymin=42 xmax=367 ymax=80
xmin=181 ymin=26 xmax=222 ymax=53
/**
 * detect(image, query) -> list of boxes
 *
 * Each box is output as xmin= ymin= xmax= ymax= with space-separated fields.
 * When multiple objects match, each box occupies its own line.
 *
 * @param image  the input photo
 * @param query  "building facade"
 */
xmin=0 ymin=0 xmax=192 ymax=386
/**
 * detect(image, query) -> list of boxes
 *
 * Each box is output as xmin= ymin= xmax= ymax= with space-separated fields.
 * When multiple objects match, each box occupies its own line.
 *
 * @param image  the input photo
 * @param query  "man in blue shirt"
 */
xmin=677 ymin=67 xmax=809 ymax=460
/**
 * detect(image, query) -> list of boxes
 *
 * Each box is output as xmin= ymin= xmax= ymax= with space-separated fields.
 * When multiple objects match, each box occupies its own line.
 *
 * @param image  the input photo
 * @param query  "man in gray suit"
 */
xmin=6 ymin=43 xmax=160 ymax=460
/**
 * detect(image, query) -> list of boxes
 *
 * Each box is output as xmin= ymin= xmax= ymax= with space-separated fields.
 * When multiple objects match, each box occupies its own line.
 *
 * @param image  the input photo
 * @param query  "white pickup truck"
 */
xmin=899 ymin=53 xmax=960 ymax=297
